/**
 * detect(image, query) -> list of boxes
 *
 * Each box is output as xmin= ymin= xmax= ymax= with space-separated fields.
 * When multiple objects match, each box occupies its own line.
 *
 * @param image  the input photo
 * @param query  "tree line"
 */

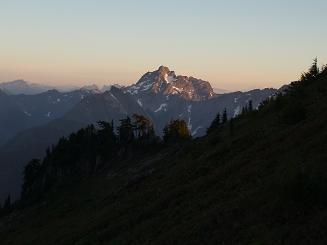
xmin=18 ymin=114 xmax=191 ymax=202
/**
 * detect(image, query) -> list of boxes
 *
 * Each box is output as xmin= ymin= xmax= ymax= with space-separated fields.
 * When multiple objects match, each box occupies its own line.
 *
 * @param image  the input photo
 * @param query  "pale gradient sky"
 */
xmin=1 ymin=0 xmax=327 ymax=91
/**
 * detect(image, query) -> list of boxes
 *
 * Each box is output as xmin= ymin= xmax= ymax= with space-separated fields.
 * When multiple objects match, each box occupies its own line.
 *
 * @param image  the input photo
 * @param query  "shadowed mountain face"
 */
xmin=0 ymin=66 xmax=277 ymax=202
xmin=0 ymin=89 xmax=94 ymax=146
xmin=0 ymin=119 xmax=85 ymax=202
xmin=0 ymin=91 xmax=29 ymax=146
xmin=64 ymin=87 xmax=151 ymax=125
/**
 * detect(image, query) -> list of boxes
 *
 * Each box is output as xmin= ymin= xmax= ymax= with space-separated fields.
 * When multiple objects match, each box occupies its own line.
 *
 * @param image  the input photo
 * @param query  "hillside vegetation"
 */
xmin=1 ymin=61 xmax=327 ymax=244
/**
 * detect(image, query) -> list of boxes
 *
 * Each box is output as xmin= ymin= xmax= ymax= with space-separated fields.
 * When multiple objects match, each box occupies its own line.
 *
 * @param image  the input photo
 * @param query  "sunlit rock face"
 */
xmin=126 ymin=66 xmax=214 ymax=100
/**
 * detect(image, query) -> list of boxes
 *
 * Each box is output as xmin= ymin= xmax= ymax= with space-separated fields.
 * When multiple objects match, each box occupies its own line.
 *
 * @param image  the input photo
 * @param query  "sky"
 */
xmin=0 ymin=0 xmax=327 ymax=91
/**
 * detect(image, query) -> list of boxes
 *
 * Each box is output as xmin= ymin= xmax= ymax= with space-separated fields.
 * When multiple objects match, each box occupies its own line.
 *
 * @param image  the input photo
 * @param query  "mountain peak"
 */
xmin=157 ymin=66 xmax=170 ymax=75
xmin=80 ymin=84 xmax=101 ymax=93
xmin=0 ymin=80 xmax=29 ymax=87
xmin=8 ymin=79 xmax=28 ymax=85
xmin=126 ymin=66 xmax=215 ymax=101
xmin=0 ymin=80 xmax=54 ymax=95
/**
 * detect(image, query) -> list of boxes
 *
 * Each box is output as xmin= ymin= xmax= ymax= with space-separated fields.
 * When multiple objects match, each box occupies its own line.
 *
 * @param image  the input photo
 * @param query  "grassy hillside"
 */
xmin=1 ymin=65 xmax=327 ymax=244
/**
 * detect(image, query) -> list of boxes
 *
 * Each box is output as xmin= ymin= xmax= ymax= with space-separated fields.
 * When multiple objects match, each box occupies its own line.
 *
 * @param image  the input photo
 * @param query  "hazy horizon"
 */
xmin=0 ymin=65 xmax=285 ymax=93
xmin=1 ymin=0 xmax=327 ymax=91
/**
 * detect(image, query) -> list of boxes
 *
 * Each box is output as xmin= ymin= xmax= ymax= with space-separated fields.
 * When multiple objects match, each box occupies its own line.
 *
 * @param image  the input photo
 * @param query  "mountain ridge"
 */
xmin=0 ymin=80 xmax=55 ymax=95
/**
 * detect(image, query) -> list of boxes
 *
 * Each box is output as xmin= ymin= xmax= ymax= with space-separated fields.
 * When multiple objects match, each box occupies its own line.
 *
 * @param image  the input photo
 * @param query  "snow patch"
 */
xmin=127 ymin=79 xmax=154 ymax=94
xmin=154 ymin=103 xmax=168 ymax=113
xmin=188 ymin=118 xmax=192 ymax=130
xmin=233 ymin=106 xmax=241 ymax=118
xmin=187 ymin=105 xmax=192 ymax=113
xmin=172 ymin=86 xmax=182 ymax=94
xmin=24 ymin=111 xmax=31 ymax=117
xmin=192 ymin=126 xmax=203 ymax=136
xmin=110 ymin=93 xmax=119 ymax=102
xmin=141 ymin=84 xmax=153 ymax=91
xmin=138 ymin=79 xmax=150 ymax=87
xmin=187 ymin=105 xmax=192 ymax=130
xmin=167 ymin=75 xmax=177 ymax=83
xmin=53 ymin=98 xmax=61 ymax=104
xmin=45 ymin=112 xmax=51 ymax=118
xmin=127 ymin=85 xmax=140 ymax=95
xmin=164 ymin=73 xmax=169 ymax=83
xmin=137 ymin=98 xmax=143 ymax=107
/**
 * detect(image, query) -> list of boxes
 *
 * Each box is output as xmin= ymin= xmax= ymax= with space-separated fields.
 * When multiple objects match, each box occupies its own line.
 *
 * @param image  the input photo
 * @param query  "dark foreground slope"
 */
xmin=1 ymin=68 xmax=327 ymax=244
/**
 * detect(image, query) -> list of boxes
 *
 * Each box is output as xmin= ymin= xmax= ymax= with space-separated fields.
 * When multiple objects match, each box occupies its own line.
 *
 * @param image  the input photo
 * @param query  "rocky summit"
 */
xmin=126 ymin=66 xmax=214 ymax=101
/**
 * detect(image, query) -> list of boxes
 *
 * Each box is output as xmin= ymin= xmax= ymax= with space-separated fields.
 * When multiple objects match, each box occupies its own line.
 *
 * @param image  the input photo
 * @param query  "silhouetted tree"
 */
xmin=321 ymin=64 xmax=327 ymax=75
xmin=207 ymin=112 xmax=221 ymax=134
xmin=98 ymin=120 xmax=115 ymax=137
xmin=229 ymin=118 xmax=234 ymax=136
xmin=248 ymin=100 xmax=253 ymax=111
xmin=3 ymin=195 xmax=11 ymax=211
xmin=309 ymin=57 xmax=319 ymax=78
xmin=163 ymin=119 xmax=191 ymax=143
xmin=22 ymin=159 xmax=42 ymax=198
xmin=19 ymin=116 xmax=161 ymax=201
xmin=117 ymin=117 xmax=134 ymax=144
xmin=97 ymin=120 xmax=117 ymax=159
xmin=241 ymin=106 xmax=247 ymax=115
xmin=132 ymin=114 xmax=155 ymax=140
xmin=301 ymin=57 xmax=320 ymax=82
xmin=45 ymin=147 xmax=51 ymax=158
xmin=222 ymin=109 xmax=228 ymax=124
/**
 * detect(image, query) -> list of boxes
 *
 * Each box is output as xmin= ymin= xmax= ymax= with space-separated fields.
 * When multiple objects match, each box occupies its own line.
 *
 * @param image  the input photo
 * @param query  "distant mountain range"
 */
xmin=0 ymin=66 xmax=278 ymax=202
xmin=0 ymin=80 xmax=55 ymax=95
xmin=0 ymin=88 xmax=96 ymax=146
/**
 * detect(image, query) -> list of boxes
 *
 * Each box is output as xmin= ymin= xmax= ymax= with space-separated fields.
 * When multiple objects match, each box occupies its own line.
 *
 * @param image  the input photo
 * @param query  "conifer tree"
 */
xmin=22 ymin=159 xmax=42 ymax=198
xmin=321 ymin=64 xmax=327 ymax=74
xmin=132 ymin=114 xmax=154 ymax=140
xmin=248 ymin=100 xmax=253 ymax=112
xmin=301 ymin=57 xmax=320 ymax=82
xmin=117 ymin=117 xmax=134 ymax=144
xmin=163 ymin=119 xmax=191 ymax=143
xmin=222 ymin=108 xmax=228 ymax=124
xmin=97 ymin=120 xmax=117 ymax=159
xmin=241 ymin=106 xmax=247 ymax=115
xmin=3 ymin=195 xmax=11 ymax=211
xmin=207 ymin=112 xmax=221 ymax=134
xmin=229 ymin=118 xmax=234 ymax=136
xmin=309 ymin=57 xmax=319 ymax=78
